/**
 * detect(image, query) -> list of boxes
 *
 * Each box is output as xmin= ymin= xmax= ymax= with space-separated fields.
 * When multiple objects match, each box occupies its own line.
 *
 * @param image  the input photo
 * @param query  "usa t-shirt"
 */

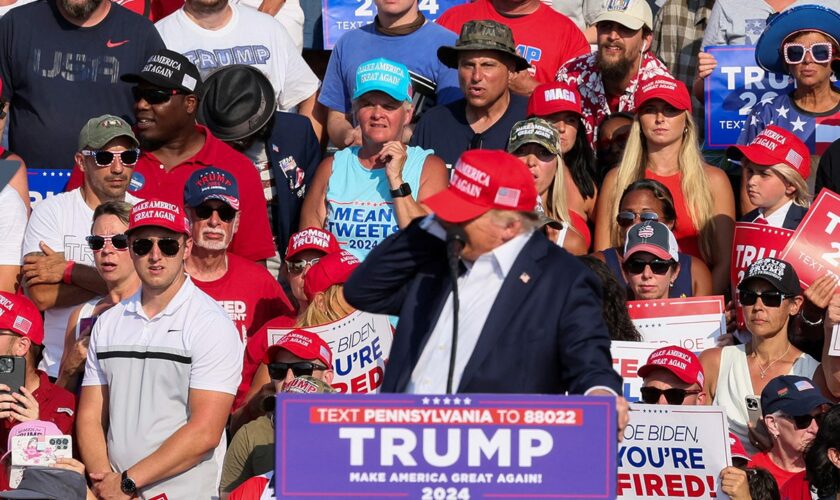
xmin=0 ymin=0 xmax=164 ymax=169
xmin=738 ymin=92 xmax=840 ymax=155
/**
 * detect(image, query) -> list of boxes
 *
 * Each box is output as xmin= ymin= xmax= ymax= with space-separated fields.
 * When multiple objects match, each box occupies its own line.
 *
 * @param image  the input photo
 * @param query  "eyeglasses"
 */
xmin=778 ymin=412 xmax=826 ymax=430
xmin=131 ymin=87 xmax=185 ymax=105
xmin=617 ymin=211 xmax=660 ymax=227
xmin=194 ymin=204 xmax=237 ymax=223
xmin=640 ymin=387 xmax=702 ymax=405
xmin=285 ymin=258 xmax=320 ymax=275
xmin=738 ymin=289 xmax=792 ymax=308
xmin=131 ymin=238 xmax=181 ymax=257
xmin=623 ymin=258 xmax=675 ymax=275
xmin=783 ymin=42 xmax=833 ymax=65
xmin=86 ymin=234 xmax=129 ymax=251
xmin=268 ymin=361 xmax=326 ymax=380
xmin=81 ymin=149 xmax=140 ymax=167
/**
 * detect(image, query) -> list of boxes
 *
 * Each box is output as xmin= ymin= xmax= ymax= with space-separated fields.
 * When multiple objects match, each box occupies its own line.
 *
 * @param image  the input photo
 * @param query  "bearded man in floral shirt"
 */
xmin=557 ymin=0 xmax=673 ymax=146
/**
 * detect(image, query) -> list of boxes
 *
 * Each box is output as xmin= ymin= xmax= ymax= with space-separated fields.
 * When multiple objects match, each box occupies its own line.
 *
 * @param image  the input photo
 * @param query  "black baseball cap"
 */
xmin=121 ymin=49 xmax=202 ymax=94
xmin=738 ymin=257 xmax=802 ymax=296
xmin=761 ymin=375 xmax=830 ymax=417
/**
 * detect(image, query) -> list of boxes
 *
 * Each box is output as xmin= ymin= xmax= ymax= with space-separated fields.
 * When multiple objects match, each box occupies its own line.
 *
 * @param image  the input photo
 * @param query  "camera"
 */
xmin=0 ymin=357 xmax=14 ymax=373
xmin=746 ymin=398 xmax=759 ymax=411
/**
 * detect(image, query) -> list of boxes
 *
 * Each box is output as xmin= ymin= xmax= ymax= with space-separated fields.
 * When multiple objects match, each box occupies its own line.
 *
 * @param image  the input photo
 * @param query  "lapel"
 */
xmin=457 ymin=233 xmax=548 ymax=390
xmin=783 ymin=204 xmax=807 ymax=229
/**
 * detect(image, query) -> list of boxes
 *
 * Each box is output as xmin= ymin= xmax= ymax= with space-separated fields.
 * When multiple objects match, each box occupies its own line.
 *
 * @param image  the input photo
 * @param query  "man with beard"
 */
xmin=557 ymin=0 xmax=672 ymax=147
xmin=410 ymin=20 xmax=530 ymax=167
xmin=22 ymin=115 xmax=141 ymax=379
xmin=0 ymin=0 xmax=163 ymax=169
xmin=183 ymin=167 xmax=294 ymax=344
xmin=154 ymin=0 xmax=322 ymax=139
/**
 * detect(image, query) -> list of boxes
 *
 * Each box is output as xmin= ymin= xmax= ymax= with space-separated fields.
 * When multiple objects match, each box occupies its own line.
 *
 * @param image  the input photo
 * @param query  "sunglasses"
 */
xmin=640 ymin=387 xmax=702 ymax=405
xmin=617 ymin=211 xmax=659 ymax=227
xmin=131 ymin=87 xmax=185 ymax=105
xmin=86 ymin=234 xmax=129 ymax=251
xmin=268 ymin=361 xmax=326 ymax=380
xmin=131 ymin=238 xmax=181 ymax=257
xmin=783 ymin=42 xmax=833 ymax=65
xmin=81 ymin=149 xmax=140 ymax=167
xmin=778 ymin=412 xmax=826 ymax=430
xmin=286 ymin=258 xmax=320 ymax=275
xmin=623 ymin=258 xmax=675 ymax=275
xmin=194 ymin=204 xmax=237 ymax=222
xmin=738 ymin=289 xmax=792 ymax=308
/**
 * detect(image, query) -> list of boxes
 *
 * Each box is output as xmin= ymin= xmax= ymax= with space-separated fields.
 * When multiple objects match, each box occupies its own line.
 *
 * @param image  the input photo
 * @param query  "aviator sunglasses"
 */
xmin=194 ymin=204 xmax=237 ymax=223
xmin=617 ymin=211 xmax=659 ymax=228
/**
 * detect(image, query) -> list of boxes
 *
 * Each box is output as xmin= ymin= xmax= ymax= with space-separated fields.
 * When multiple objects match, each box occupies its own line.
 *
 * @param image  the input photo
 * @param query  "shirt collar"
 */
xmin=760 ymin=199 xmax=794 ymax=226
xmin=481 ymin=229 xmax=534 ymax=278
xmin=126 ymin=275 xmax=195 ymax=320
xmin=140 ymin=125 xmax=216 ymax=167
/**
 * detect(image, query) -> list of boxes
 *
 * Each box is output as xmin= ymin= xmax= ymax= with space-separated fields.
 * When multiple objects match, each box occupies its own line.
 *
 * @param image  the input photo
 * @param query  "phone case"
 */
xmin=0 ymin=356 xmax=25 ymax=394
xmin=10 ymin=435 xmax=72 ymax=467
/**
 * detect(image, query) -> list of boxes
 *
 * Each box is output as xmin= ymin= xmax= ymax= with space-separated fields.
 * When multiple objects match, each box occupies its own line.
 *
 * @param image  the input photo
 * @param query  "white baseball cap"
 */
xmin=593 ymin=0 xmax=653 ymax=31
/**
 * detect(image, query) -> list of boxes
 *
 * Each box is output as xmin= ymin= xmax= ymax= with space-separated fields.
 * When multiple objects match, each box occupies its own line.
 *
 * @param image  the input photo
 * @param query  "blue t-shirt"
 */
xmin=738 ymin=91 xmax=840 ymax=155
xmin=326 ymin=145 xmax=430 ymax=259
xmin=410 ymin=93 xmax=529 ymax=167
xmin=0 ymin=0 xmax=165 ymax=169
xmin=318 ymin=22 xmax=462 ymax=117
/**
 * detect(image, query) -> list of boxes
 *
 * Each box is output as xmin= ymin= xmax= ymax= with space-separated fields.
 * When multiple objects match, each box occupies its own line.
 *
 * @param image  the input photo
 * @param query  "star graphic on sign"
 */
xmin=422 ymin=397 xmax=430 ymax=405
xmin=776 ymin=105 xmax=789 ymax=118
xmin=453 ymin=397 xmax=461 ymax=405
xmin=760 ymin=94 xmax=775 ymax=105
xmin=443 ymin=397 xmax=451 ymax=405
xmin=750 ymin=115 xmax=759 ymax=126
xmin=791 ymin=117 xmax=806 ymax=132
xmin=432 ymin=397 xmax=440 ymax=405
xmin=463 ymin=397 xmax=472 ymax=405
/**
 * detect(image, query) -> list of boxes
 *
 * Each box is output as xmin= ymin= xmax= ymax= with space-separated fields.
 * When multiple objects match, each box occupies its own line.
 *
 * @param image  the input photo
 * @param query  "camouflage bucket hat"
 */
xmin=437 ymin=20 xmax=530 ymax=72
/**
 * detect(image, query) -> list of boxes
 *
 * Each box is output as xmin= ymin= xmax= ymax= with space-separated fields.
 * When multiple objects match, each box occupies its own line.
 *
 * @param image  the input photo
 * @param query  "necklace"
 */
xmin=754 ymin=343 xmax=792 ymax=379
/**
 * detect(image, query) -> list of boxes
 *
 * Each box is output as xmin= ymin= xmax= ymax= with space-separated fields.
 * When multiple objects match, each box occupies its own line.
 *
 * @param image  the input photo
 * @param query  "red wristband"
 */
xmin=62 ymin=260 xmax=75 ymax=285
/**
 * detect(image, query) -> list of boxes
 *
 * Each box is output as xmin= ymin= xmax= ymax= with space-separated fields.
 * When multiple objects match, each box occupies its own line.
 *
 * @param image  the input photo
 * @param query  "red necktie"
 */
xmin=754 ymin=216 xmax=769 ymax=225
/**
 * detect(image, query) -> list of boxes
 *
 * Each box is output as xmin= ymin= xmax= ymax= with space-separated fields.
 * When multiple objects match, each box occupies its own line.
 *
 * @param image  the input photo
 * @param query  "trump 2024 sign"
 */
xmin=275 ymin=394 xmax=617 ymax=498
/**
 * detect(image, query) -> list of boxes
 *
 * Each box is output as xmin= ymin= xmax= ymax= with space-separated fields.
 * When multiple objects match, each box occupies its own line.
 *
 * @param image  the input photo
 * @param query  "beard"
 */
xmin=195 ymin=229 xmax=230 ymax=251
xmin=61 ymin=0 xmax=103 ymax=20
xmin=186 ymin=0 xmax=228 ymax=15
xmin=596 ymin=45 xmax=635 ymax=83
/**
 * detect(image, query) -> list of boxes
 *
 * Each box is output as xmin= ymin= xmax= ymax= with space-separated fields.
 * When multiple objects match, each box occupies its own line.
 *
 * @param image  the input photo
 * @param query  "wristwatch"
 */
xmin=121 ymin=470 xmax=137 ymax=496
xmin=390 ymin=183 xmax=412 ymax=198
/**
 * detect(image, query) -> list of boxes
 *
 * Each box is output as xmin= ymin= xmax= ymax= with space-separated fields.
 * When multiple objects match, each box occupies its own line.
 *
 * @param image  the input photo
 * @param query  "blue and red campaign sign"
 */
xmin=275 ymin=393 xmax=617 ymax=498
xmin=28 ymin=169 xmax=72 ymax=206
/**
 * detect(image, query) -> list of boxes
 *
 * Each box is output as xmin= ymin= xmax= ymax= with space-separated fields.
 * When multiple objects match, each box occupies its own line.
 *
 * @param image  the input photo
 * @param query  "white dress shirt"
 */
xmin=757 ymin=199 xmax=793 ymax=227
xmin=406 ymin=228 xmax=534 ymax=394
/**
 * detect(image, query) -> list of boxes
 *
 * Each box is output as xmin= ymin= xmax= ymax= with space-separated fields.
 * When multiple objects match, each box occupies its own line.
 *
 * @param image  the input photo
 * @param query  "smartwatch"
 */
xmin=121 ymin=470 xmax=137 ymax=496
xmin=390 ymin=183 xmax=412 ymax=198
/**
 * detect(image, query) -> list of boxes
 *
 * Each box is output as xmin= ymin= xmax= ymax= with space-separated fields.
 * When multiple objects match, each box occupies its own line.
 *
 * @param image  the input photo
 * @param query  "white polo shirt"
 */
xmin=83 ymin=276 xmax=243 ymax=499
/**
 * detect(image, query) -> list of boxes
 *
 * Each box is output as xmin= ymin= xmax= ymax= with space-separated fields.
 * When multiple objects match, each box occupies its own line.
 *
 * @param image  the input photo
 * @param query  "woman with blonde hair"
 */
xmin=231 ymin=251 xmax=359 ymax=435
xmin=508 ymin=117 xmax=587 ymax=254
xmin=594 ymin=76 xmax=735 ymax=294
xmin=730 ymin=126 xmax=811 ymax=229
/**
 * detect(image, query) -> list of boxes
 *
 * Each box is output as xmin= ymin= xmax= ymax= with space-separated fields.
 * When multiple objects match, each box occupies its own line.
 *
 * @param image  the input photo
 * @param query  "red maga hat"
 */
xmin=728 ymin=125 xmax=811 ymax=180
xmin=286 ymin=227 xmax=341 ymax=260
xmin=637 ymin=345 xmax=705 ymax=389
xmin=0 ymin=293 xmax=44 ymax=346
xmin=635 ymin=76 xmax=692 ymax=113
xmin=303 ymin=250 xmax=360 ymax=301
xmin=127 ymin=199 xmax=191 ymax=236
xmin=264 ymin=329 xmax=333 ymax=369
xmin=423 ymin=150 xmax=538 ymax=223
xmin=527 ymin=80 xmax=583 ymax=118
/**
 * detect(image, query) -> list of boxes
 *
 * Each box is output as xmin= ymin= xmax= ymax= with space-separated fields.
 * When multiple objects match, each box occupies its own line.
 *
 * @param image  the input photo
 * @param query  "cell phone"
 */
xmin=0 ymin=356 xmax=25 ymax=395
xmin=746 ymin=395 xmax=762 ymax=428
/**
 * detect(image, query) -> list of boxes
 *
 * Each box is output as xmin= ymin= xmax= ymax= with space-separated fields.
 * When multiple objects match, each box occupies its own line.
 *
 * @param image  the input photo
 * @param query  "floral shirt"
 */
xmin=557 ymin=52 xmax=673 ymax=146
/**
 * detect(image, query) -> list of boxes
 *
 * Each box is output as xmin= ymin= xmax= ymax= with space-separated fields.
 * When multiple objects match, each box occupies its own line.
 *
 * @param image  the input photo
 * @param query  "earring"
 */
xmin=670 ymin=281 xmax=675 ymax=288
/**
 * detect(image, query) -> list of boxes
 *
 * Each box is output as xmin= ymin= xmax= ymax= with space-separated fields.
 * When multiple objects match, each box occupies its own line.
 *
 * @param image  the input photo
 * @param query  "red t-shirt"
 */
xmin=229 ymin=473 xmax=271 ymax=500
xmin=234 ymin=314 xmax=296 ymax=411
xmin=66 ymin=126 xmax=276 ymax=262
xmin=436 ymin=0 xmax=589 ymax=84
xmin=779 ymin=471 xmax=811 ymax=500
xmin=192 ymin=253 xmax=294 ymax=343
xmin=0 ymin=371 xmax=76 ymax=490
xmin=645 ymin=169 xmax=702 ymax=261
xmin=751 ymin=451 xmax=800 ymax=490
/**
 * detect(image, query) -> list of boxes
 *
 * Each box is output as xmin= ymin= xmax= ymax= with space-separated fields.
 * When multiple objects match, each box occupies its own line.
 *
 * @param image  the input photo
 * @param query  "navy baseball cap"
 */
xmin=761 ymin=375 xmax=830 ymax=417
xmin=183 ymin=167 xmax=240 ymax=210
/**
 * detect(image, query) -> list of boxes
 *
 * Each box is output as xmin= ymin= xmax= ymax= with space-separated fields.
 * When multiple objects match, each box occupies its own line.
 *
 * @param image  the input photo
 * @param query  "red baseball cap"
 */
xmin=127 ymin=199 xmax=191 ymax=236
xmin=635 ymin=76 xmax=692 ymax=113
xmin=424 ymin=150 xmax=538 ymax=223
xmin=0 ymin=293 xmax=44 ymax=346
xmin=527 ymin=81 xmax=583 ymax=118
xmin=286 ymin=227 xmax=341 ymax=260
xmin=303 ymin=250 xmax=359 ymax=301
xmin=728 ymin=432 xmax=750 ymax=461
xmin=264 ymin=329 xmax=333 ymax=369
xmin=637 ymin=345 xmax=705 ymax=389
xmin=727 ymin=125 xmax=811 ymax=180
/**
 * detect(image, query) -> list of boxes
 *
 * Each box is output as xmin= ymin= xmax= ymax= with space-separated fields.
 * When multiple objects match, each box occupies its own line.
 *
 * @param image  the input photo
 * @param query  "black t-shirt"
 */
xmin=0 ymin=0 xmax=164 ymax=169
xmin=817 ymin=137 xmax=840 ymax=196
xmin=410 ymin=93 xmax=528 ymax=167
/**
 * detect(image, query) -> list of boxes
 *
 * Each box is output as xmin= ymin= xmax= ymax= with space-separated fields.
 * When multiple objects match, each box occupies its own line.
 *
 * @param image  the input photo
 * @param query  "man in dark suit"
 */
xmin=344 ymin=149 xmax=627 ymax=429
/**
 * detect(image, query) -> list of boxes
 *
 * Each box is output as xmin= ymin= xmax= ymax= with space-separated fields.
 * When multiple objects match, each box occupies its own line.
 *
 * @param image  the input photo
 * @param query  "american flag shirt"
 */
xmin=738 ymin=92 xmax=840 ymax=155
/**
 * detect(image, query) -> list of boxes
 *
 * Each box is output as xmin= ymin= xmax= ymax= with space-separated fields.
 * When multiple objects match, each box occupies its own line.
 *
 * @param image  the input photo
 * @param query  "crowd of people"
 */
xmin=0 ymin=0 xmax=839 ymax=496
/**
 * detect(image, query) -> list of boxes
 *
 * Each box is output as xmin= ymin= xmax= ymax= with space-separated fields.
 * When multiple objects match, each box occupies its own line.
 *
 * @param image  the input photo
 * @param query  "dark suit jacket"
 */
xmin=344 ymin=219 xmax=623 ymax=395
xmin=739 ymin=204 xmax=807 ymax=230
